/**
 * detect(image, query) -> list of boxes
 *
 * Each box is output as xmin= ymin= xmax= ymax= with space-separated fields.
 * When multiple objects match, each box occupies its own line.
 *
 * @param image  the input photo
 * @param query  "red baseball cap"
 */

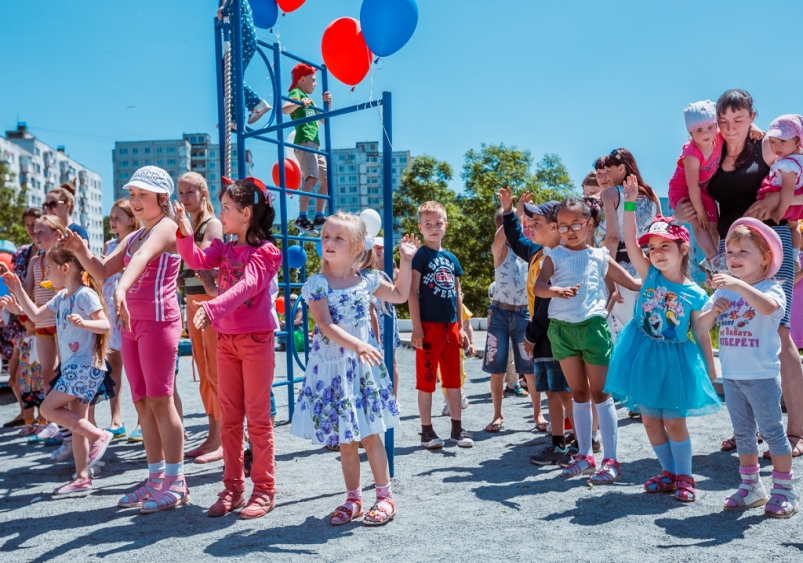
xmin=289 ymin=63 xmax=316 ymax=91
xmin=638 ymin=216 xmax=690 ymax=246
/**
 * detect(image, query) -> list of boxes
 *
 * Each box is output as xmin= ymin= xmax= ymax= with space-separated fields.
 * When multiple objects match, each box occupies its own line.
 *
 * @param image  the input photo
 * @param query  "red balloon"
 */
xmin=277 ymin=0 xmax=305 ymax=12
xmin=272 ymin=158 xmax=301 ymax=190
xmin=275 ymin=296 xmax=285 ymax=315
xmin=0 ymin=252 xmax=11 ymax=270
xmin=321 ymin=17 xmax=372 ymax=86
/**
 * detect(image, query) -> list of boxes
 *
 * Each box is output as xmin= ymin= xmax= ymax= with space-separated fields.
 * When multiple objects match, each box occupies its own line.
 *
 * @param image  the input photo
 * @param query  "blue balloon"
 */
xmin=315 ymin=240 xmax=323 ymax=258
xmin=287 ymin=244 xmax=307 ymax=269
xmin=360 ymin=0 xmax=418 ymax=57
xmin=250 ymin=0 xmax=278 ymax=29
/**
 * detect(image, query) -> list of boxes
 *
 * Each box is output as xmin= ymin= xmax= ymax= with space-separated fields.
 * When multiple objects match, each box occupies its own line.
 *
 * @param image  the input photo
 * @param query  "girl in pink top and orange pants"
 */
xmin=175 ymin=176 xmax=282 ymax=520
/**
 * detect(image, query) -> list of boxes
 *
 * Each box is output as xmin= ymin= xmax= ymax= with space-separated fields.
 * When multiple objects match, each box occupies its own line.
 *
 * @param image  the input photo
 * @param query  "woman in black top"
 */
xmin=677 ymin=89 xmax=803 ymax=457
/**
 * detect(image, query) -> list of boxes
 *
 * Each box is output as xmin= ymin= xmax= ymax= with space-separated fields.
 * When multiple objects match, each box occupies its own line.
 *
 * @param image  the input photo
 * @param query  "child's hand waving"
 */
xmin=496 ymin=187 xmax=516 ymax=213
xmin=1 ymin=272 xmax=22 ymax=294
xmin=623 ymin=174 xmax=639 ymax=202
xmin=173 ymin=201 xmax=193 ymax=238
xmin=397 ymin=234 xmax=420 ymax=262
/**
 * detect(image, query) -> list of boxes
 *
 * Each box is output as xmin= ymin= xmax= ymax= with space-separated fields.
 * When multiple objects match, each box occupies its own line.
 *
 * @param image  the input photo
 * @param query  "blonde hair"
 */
xmin=320 ymin=212 xmax=376 ymax=271
xmin=418 ymin=201 xmax=447 ymax=222
xmin=36 ymin=214 xmax=67 ymax=235
xmin=178 ymin=172 xmax=215 ymax=232
xmin=112 ymin=198 xmax=141 ymax=234
xmin=726 ymin=225 xmax=773 ymax=278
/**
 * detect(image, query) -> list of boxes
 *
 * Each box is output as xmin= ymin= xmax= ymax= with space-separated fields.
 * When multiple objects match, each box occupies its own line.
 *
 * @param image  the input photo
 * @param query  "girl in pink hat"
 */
xmin=699 ymin=217 xmax=798 ymax=519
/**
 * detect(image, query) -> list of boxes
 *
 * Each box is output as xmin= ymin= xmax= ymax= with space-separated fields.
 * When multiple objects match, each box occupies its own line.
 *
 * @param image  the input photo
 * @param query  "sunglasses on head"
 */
xmin=43 ymin=200 xmax=66 ymax=210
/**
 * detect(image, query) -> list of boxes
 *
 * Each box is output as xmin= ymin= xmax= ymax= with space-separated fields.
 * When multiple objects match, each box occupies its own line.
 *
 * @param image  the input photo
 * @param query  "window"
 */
xmin=156 ymin=147 xmax=162 ymax=153
xmin=133 ymin=148 xmax=138 ymax=154
xmin=392 ymin=178 xmax=397 ymax=184
xmin=119 ymin=148 xmax=128 ymax=155
xmin=144 ymin=148 xmax=150 ymax=154
xmin=351 ymin=197 xmax=358 ymax=203
xmin=340 ymin=176 xmax=346 ymax=183
xmin=339 ymin=155 xmax=345 ymax=161
xmin=167 ymin=159 xmax=176 ymax=165
xmin=35 ymin=148 xmax=41 ymax=156
xmin=368 ymin=188 xmax=379 ymax=194
xmin=349 ymin=187 xmax=357 ymax=193
xmin=339 ymin=166 xmax=344 ymax=172
xmin=401 ymin=157 xmax=407 ymax=163
xmin=349 ymin=155 xmax=356 ymax=161
xmin=210 ymin=150 xmax=216 ymax=157
xmin=157 ymin=159 xmax=163 ymax=165
xmin=349 ymin=165 xmax=355 ymax=172
xmin=392 ymin=168 xmax=396 ymax=173
xmin=145 ymin=160 xmax=151 ymax=165
xmin=167 ymin=147 xmax=175 ymax=153
xmin=120 ymin=172 xmax=128 ymax=178
xmin=133 ymin=160 xmax=139 ymax=166
xmin=121 ymin=160 xmax=128 ymax=167
xmin=371 ymin=144 xmax=376 ymax=150
xmin=210 ymin=162 xmax=215 ymax=168
xmin=369 ymin=197 xmax=380 ymax=204
xmin=340 ymin=187 xmax=346 ymax=193
xmin=210 ymin=173 xmax=217 ymax=180
xmin=349 ymin=176 xmax=357 ymax=182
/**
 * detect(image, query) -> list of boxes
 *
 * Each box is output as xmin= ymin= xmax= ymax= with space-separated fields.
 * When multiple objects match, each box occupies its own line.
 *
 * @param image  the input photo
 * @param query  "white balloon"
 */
xmin=360 ymin=208 xmax=382 ymax=238
xmin=285 ymin=129 xmax=300 ymax=165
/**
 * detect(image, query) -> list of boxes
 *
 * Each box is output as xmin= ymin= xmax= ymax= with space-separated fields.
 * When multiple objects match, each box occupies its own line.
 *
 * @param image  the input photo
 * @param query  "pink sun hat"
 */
xmin=766 ymin=114 xmax=803 ymax=144
xmin=727 ymin=217 xmax=784 ymax=278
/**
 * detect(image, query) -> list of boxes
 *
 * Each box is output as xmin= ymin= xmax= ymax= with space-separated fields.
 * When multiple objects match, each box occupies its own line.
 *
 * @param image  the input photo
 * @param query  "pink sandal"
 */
xmin=118 ymin=474 xmax=164 ymax=508
xmin=560 ymin=454 xmax=596 ymax=479
xmin=674 ymin=474 xmax=696 ymax=502
xmin=363 ymin=497 xmax=396 ymax=526
xmin=644 ymin=471 xmax=676 ymax=493
xmin=588 ymin=459 xmax=621 ymax=485
xmin=140 ymin=475 xmax=190 ymax=514
xmin=330 ymin=499 xmax=363 ymax=526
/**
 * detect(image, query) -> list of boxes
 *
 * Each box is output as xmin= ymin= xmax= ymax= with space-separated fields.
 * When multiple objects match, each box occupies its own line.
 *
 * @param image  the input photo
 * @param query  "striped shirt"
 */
xmin=32 ymin=253 xmax=56 ymax=329
xmin=123 ymin=226 xmax=181 ymax=322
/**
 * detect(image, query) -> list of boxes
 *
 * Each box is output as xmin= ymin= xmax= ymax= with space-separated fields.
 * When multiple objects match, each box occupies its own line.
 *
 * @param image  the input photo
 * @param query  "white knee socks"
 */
xmin=594 ymin=397 xmax=618 ymax=460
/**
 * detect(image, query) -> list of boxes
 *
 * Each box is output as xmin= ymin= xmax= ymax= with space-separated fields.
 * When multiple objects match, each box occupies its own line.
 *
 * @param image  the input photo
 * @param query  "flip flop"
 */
xmin=535 ymin=421 xmax=549 ymax=433
xmin=721 ymin=434 xmax=737 ymax=452
xmin=485 ymin=422 xmax=503 ymax=433
xmin=764 ymin=434 xmax=803 ymax=459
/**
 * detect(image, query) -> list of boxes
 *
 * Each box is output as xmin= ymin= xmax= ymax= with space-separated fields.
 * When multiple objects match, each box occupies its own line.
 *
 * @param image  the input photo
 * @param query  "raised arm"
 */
xmin=606 ymin=258 xmax=641 ymax=292
xmin=372 ymin=235 xmax=418 ymax=304
xmin=60 ymin=228 xmax=127 ymax=281
xmin=622 ymin=174 xmax=651 ymax=279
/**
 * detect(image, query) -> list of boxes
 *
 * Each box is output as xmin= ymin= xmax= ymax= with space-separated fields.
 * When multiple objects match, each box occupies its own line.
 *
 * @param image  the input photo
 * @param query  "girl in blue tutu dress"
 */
xmin=291 ymin=212 xmax=419 ymax=527
xmin=605 ymin=176 xmax=720 ymax=503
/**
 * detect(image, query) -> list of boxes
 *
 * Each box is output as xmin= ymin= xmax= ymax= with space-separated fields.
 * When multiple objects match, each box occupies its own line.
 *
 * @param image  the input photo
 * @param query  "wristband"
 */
xmin=623 ymin=202 xmax=637 ymax=212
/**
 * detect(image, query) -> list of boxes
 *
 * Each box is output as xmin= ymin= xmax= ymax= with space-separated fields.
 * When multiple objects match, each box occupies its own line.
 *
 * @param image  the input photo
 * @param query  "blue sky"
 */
xmin=2 ymin=0 xmax=802 ymax=214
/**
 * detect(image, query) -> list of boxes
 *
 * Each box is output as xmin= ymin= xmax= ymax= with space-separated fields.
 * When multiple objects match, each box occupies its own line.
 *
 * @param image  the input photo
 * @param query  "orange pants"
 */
xmin=187 ymin=294 xmax=220 ymax=420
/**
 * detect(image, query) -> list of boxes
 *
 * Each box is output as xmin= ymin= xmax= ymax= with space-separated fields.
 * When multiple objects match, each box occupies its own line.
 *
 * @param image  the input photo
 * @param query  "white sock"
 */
xmin=594 ymin=397 xmax=618 ymax=460
xmin=573 ymin=400 xmax=593 ymax=457
xmin=592 ymin=431 xmax=599 ymax=441
xmin=148 ymin=460 xmax=166 ymax=474
xmin=165 ymin=461 xmax=183 ymax=477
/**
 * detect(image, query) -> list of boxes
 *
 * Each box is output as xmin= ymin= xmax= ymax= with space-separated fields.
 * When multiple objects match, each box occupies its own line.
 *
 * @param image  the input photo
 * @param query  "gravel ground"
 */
xmin=0 ymin=347 xmax=801 ymax=563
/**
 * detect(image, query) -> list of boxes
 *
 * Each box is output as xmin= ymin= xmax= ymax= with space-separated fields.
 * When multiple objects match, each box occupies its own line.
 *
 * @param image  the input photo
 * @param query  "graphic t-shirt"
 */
xmin=702 ymin=280 xmax=786 ymax=380
xmin=289 ymin=87 xmax=320 ymax=145
xmin=46 ymin=286 xmax=104 ymax=368
xmin=635 ymin=266 xmax=707 ymax=341
xmin=412 ymin=246 xmax=463 ymax=323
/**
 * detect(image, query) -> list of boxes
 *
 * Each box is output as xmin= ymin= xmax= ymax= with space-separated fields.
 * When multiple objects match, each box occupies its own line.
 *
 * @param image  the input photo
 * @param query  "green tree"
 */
xmin=453 ymin=144 xmax=576 ymax=314
xmin=103 ymin=215 xmax=113 ymax=242
xmin=0 ymin=163 xmax=29 ymax=245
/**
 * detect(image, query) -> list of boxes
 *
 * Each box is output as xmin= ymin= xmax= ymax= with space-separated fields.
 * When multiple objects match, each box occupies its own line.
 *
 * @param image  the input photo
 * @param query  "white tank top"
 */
xmin=493 ymin=246 xmax=529 ymax=307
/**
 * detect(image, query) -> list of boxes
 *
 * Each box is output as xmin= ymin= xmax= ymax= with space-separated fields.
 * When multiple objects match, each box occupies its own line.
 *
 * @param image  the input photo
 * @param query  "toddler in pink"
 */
xmin=668 ymin=100 xmax=723 ymax=271
xmin=175 ymin=176 xmax=282 ymax=520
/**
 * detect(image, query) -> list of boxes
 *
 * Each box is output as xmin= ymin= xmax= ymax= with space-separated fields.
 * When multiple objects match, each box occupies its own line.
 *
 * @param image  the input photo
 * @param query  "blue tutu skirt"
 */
xmin=605 ymin=322 xmax=721 ymax=419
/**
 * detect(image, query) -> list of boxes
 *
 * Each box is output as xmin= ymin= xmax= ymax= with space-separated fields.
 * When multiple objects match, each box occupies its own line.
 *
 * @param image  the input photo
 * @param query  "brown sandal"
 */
xmin=720 ymin=435 xmax=737 ymax=452
xmin=763 ymin=434 xmax=803 ymax=459
xmin=485 ymin=421 xmax=503 ymax=433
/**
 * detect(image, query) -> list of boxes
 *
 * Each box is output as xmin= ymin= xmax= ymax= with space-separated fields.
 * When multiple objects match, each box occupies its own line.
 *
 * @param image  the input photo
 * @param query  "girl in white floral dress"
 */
xmin=291 ymin=212 xmax=418 ymax=527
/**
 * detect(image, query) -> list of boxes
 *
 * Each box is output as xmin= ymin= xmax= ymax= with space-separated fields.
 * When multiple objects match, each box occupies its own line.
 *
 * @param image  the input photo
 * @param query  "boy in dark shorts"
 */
xmin=409 ymin=202 xmax=473 ymax=449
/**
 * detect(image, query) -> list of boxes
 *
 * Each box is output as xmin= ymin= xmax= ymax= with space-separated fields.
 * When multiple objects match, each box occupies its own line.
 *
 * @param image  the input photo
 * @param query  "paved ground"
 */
xmin=1 ymin=348 xmax=802 ymax=562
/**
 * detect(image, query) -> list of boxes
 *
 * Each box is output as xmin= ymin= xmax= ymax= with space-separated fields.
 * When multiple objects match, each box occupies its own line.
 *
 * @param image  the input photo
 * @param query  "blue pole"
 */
xmin=214 ymin=19 xmax=227 ymax=184
xmin=232 ymin=0 xmax=246 ymax=175
xmin=381 ymin=91 xmax=395 ymax=478
xmin=321 ymin=67 xmax=334 ymax=217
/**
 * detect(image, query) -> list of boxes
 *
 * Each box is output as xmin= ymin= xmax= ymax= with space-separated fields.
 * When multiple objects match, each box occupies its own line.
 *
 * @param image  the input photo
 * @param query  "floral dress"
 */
xmin=18 ymin=335 xmax=44 ymax=408
xmin=291 ymin=270 xmax=400 ymax=447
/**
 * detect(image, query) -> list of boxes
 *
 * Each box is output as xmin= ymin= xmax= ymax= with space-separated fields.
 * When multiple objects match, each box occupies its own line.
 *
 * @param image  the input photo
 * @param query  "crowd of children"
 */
xmin=1 ymin=85 xmax=802 ymax=525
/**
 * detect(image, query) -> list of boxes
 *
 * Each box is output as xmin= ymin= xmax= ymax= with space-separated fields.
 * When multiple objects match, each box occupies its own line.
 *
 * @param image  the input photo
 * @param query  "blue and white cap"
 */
xmin=684 ymin=100 xmax=717 ymax=132
xmin=124 ymin=166 xmax=174 ymax=196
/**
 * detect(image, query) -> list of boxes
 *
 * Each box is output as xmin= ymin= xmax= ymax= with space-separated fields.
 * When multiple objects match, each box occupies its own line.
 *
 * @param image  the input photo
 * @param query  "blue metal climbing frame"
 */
xmin=214 ymin=5 xmax=397 ymax=475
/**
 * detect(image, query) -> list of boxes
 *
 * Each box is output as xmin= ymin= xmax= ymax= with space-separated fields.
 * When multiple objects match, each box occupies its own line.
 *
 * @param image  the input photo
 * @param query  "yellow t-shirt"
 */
xmin=526 ymin=249 xmax=544 ymax=317
xmin=462 ymin=304 xmax=473 ymax=322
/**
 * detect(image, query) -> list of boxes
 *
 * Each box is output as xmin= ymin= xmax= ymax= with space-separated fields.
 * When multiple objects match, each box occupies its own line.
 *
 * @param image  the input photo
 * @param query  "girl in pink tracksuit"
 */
xmin=175 ymin=176 xmax=282 ymax=520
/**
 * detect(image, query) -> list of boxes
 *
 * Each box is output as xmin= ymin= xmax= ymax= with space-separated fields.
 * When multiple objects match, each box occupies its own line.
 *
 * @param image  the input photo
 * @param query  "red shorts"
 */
xmin=416 ymin=322 xmax=462 ymax=392
xmin=668 ymin=185 xmax=719 ymax=223
xmin=35 ymin=326 xmax=57 ymax=337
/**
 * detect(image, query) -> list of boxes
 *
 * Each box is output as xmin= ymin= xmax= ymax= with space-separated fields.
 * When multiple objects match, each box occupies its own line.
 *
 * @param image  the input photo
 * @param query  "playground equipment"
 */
xmin=214 ymin=3 xmax=399 ymax=474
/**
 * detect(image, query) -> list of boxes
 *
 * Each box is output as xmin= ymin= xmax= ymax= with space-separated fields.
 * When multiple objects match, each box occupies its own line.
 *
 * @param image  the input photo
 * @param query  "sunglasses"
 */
xmin=557 ymin=219 xmax=589 ymax=234
xmin=43 ymin=200 xmax=66 ymax=210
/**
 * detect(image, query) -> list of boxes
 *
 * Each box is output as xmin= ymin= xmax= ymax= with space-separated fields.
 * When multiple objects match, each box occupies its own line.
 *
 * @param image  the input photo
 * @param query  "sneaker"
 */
xmin=530 ymin=444 xmax=570 ymax=466
xmin=294 ymin=216 xmax=317 ymax=235
xmin=44 ymin=433 xmax=64 ymax=446
xmin=107 ymin=425 xmax=127 ymax=440
xmin=127 ymin=428 xmax=143 ymax=443
xmin=54 ymin=478 xmax=92 ymax=495
xmin=441 ymin=401 xmax=450 ymax=417
xmin=450 ymin=429 xmax=474 ymax=448
xmin=28 ymin=422 xmax=59 ymax=443
xmin=312 ymin=215 xmax=327 ymax=230
xmin=208 ymin=488 xmax=246 ymax=517
xmin=461 ymin=390 xmax=469 ymax=409
xmin=420 ymin=430 xmax=444 ymax=450
xmin=50 ymin=440 xmax=74 ymax=462
xmin=240 ymin=490 xmax=275 ymax=519
xmin=558 ymin=444 xmax=580 ymax=468
xmin=247 ymin=99 xmax=272 ymax=124
xmin=88 ymin=430 xmax=113 ymax=467
xmin=592 ymin=438 xmax=601 ymax=454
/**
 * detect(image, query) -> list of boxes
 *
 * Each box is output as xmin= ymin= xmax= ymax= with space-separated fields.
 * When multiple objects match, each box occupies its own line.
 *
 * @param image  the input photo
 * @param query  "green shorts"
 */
xmin=547 ymin=316 xmax=612 ymax=365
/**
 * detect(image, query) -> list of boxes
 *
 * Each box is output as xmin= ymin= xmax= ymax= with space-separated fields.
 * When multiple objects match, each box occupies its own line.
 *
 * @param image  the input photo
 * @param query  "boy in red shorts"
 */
xmin=409 ymin=201 xmax=474 ymax=449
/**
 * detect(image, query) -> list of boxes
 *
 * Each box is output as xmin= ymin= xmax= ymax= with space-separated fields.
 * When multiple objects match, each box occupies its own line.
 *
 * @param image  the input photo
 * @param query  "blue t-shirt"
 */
xmin=412 ymin=246 xmax=463 ymax=323
xmin=69 ymin=222 xmax=89 ymax=241
xmin=635 ymin=266 xmax=707 ymax=341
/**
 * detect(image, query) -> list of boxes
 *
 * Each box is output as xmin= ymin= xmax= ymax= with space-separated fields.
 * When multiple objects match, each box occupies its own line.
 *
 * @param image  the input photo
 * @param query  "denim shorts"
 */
xmin=482 ymin=305 xmax=533 ymax=375
xmin=533 ymin=360 xmax=571 ymax=393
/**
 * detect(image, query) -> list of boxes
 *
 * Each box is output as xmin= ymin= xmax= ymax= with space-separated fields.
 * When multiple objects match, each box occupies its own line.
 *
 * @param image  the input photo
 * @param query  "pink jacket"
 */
xmin=176 ymin=233 xmax=282 ymax=335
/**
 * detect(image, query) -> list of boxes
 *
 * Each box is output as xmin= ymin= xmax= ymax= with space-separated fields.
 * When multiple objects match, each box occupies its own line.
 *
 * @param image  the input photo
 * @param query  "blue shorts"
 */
xmin=482 ymin=305 xmax=533 ymax=375
xmin=533 ymin=360 xmax=571 ymax=393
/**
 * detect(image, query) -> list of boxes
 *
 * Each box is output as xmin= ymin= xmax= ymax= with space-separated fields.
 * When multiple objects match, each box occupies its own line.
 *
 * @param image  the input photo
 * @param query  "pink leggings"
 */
xmin=121 ymin=318 xmax=183 ymax=403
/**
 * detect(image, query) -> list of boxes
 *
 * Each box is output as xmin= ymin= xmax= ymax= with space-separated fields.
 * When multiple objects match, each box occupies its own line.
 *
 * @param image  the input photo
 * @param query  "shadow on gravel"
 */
xmin=654 ymin=511 xmax=765 ymax=546
xmin=543 ymin=490 xmax=686 ymax=525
